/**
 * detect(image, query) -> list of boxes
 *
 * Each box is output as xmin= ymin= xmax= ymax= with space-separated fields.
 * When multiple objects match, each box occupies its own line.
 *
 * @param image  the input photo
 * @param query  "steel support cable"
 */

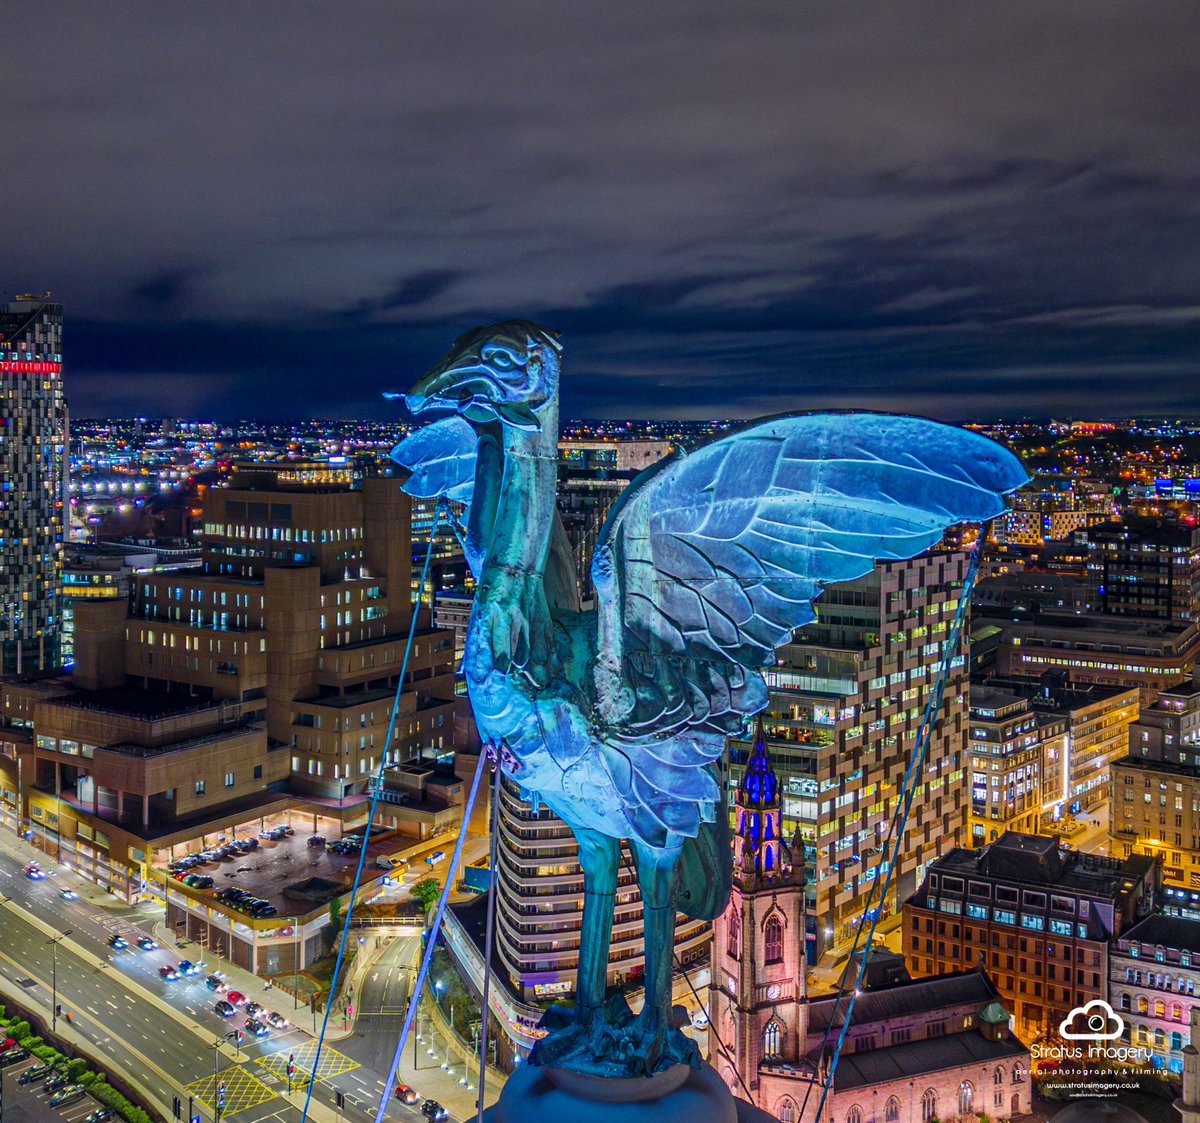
xmin=474 ymin=760 xmax=503 ymax=1121
xmin=371 ymin=748 xmax=489 ymax=1123
xmin=299 ymin=500 xmax=448 ymax=1122
xmin=807 ymin=543 xmax=982 ymax=1123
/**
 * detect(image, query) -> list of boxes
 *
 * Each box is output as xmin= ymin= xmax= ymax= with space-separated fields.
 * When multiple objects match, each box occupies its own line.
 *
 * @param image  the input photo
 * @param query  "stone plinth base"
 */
xmin=482 ymin=1062 xmax=777 ymax=1123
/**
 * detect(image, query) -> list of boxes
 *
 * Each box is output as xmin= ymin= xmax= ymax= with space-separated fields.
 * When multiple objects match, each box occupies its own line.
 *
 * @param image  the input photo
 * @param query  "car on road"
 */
xmin=178 ymin=960 xmax=201 ymax=976
xmin=136 ymin=936 xmax=158 ymax=951
xmin=59 ymin=887 xmax=78 ymax=900
xmin=266 ymin=1011 xmax=289 ymax=1029
xmin=25 ymin=864 xmax=44 ymax=879
xmin=421 ymin=1099 xmax=448 ymax=1120
xmin=49 ymin=1083 xmax=86 ymax=1107
xmin=83 ymin=1108 xmax=115 ymax=1123
xmin=17 ymin=1063 xmax=49 ymax=1085
xmin=214 ymin=1000 xmax=235 ymax=1017
xmin=107 ymin=934 xmax=128 ymax=950
xmin=158 ymin=965 xmax=180 ymax=981
xmin=244 ymin=1001 xmax=264 ymax=1018
xmin=227 ymin=991 xmax=246 ymax=1006
xmin=425 ymin=850 xmax=446 ymax=866
xmin=0 ymin=1047 xmax=29 ymax=1067
xmin=243 ymin=1017 xmax=269 ymax=1037
xmin=206 ymin=975 xmax=227 ymax=992
xmin=395 ymin=1083 xmax=419 ymax=1104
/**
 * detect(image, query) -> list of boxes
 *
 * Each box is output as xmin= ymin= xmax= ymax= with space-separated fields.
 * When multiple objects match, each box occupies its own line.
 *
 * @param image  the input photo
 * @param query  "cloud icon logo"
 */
xmin=1059 ymin=999 xmax=1124 ymax=1041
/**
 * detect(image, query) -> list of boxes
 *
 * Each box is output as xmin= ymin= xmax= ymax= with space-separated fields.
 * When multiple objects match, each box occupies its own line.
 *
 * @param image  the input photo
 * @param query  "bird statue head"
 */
xmin=403 ymin=320 xmax=562 ymax=431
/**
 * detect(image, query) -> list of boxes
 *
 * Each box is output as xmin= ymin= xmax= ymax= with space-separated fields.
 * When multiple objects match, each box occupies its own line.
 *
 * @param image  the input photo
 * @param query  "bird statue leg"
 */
xmin=531 ymin=828 xmax=618 ymax=1066
xmin=626 ymin=839 xmax=683 ymax=1076
xmin=574 ymin=829 xmax=619 ymax=1028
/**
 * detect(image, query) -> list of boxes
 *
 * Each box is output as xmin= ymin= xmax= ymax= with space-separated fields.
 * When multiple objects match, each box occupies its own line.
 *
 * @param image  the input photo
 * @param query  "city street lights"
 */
xmin=47 ymin=930 xmax=72 ymax=1033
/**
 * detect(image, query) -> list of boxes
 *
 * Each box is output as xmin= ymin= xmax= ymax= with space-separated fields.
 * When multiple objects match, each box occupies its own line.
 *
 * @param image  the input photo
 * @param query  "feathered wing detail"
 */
xmin=592 ymin=413 xmax=1028 ymax=740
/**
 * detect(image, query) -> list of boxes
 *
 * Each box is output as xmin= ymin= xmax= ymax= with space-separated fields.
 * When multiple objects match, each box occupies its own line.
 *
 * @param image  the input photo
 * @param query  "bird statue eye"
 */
xmin=483 ymin=347 xmax=516 ymax=372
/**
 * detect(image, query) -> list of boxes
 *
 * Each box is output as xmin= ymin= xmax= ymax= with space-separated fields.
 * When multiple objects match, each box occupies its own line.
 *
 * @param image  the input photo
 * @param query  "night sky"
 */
xmin=6 ymin=3 xmax=1200 ymax=421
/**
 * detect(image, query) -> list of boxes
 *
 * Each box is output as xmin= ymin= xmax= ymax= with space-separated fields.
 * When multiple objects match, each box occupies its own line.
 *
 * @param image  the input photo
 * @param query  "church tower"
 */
xmin=710 ymin=719 xmax=808 ymax=1105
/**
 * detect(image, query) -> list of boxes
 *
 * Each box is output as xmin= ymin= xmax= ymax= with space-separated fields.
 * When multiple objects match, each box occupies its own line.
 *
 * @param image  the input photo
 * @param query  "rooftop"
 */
xmin=807 ymin=967 xmax=998 ymax=1035
xmin=1117 ymin=912 xmax=1200 ymax=953
xmin=818 ymin=1026 xmax=1027 ymax=1092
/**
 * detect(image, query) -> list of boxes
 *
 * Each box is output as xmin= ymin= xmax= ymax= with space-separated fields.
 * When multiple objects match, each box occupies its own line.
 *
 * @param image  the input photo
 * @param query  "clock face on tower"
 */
xmin=766 ymin=983 xmax=781 ymax=1002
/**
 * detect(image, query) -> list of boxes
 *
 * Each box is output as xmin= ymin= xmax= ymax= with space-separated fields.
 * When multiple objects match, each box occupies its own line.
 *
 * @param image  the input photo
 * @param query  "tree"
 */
xmin=410 ymin=878 xmax=441 ymax=912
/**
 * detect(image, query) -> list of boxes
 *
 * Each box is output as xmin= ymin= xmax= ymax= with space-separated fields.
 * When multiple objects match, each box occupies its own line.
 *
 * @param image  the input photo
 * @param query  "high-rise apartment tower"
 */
xmin=0 ymin=297 xmax=66 ymax=675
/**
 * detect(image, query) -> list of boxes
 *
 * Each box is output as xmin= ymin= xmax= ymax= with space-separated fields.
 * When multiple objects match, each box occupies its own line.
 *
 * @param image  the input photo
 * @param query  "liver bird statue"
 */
xmin=390 ymin=321 xmax=1026 ymax=1077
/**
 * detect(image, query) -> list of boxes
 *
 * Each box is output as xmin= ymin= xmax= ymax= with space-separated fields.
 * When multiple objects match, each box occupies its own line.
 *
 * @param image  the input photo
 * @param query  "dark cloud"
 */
xmin=3 ymin=1 xmax=1200 ymax=419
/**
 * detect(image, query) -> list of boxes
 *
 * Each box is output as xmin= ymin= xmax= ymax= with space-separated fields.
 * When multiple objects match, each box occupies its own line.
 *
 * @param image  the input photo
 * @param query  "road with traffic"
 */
xmin=0 ymin=833 xmax=494 ymax=1123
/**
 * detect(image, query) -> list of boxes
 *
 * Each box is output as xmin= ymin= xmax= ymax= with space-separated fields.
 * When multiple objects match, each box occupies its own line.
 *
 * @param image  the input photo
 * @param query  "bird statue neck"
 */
xmin=481 ymin=399 xmax=559 ymax=595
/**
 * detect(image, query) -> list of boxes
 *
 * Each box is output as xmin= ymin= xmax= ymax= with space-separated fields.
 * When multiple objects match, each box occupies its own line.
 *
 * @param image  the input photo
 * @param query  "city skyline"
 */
xmin=5 ymin=4 xmax=1200 ymax=421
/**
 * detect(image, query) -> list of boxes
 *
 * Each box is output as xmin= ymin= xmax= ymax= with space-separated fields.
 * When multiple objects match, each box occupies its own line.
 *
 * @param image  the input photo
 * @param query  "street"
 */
xmin=0 ymin=830 xmax=495 ymax=1122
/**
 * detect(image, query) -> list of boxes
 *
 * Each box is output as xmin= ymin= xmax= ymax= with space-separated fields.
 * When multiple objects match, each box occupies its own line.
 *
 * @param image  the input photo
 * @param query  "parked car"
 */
xmin=0 ymin=1047 xmax=29 ymax=1067
xmin=83 ymin=1107 xmax=115 ymax=1123
xmin=183 ymin=874 xmax=214 ymax=889
xmin=49 ymin=1084 xmax=86 ymax=1107
xmin=25 ymin=864 xmax=44 ymax=879
xmin=307 ymin=835 xmax=326 ymax=848
xmin=280 ymin=825 xmax=295 ymax=836
xmin=216 ymin=888 xmax=245 ymax=904
xmin=227 ymin=991 xmax=246 ymax=1006
xmin=0 ymin=1037 xmax=17 ymax=1053
xmin=250 ymin=904 xmax=277 ymax=918
xmin=136 ymin=936 xmax=158 ymax=951
xmin=214 ymin=1000 xmax=235 ymax=1017
xmin=206 ymin=975 xmax=227 ymax=992
xmin=158 ymin=965 xmax=180 ymax=981
xmin=266 ymin=1011 xmax=289 ymax=1029
xmin=107 ymin=934 xmax=127 ymax=950
xmin=44 ymin=1070 xmax=70 ymax=1092
xmin=17 ymin=1063 xmax=49 ymax=1084
xmin=395 ymin=1083 xmax=419 ymax=1104
xmin=243 ymin=1018 xmax=269 ymax=1037
xmin=421 ymin=1099 xmax=448 ymax=1120
xmin=59 ymin=887 xmax=78 ymax=900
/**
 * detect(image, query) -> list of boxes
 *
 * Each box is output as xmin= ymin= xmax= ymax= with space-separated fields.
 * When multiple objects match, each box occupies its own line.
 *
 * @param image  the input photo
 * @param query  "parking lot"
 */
xmin=158 ymin=813 xmax=408 ymax=921
xmin=0 ymin=1049 xmax=116 ymax=1123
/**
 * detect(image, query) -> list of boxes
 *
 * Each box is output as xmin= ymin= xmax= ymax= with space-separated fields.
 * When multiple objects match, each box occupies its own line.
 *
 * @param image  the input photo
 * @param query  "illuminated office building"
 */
xmin=0 ymin=297 xmax=66 ymax=675
xmin=726 ymin=551 xmax=973 ymax=962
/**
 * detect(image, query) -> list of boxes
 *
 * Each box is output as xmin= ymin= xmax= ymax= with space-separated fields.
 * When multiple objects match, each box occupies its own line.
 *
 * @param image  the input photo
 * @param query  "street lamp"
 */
xmin=48 ymin=930 xmax=73 ymax=1033
xmin=292 ymin=917 xmax=300 ymax=1010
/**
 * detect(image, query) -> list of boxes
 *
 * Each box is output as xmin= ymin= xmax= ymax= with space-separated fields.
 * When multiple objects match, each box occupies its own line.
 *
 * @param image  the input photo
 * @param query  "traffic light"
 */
xmin=236 ymin=1030 xmax=244 ymax=1044
xmin=286 ymin=1054 xmax=295 ymax=1080
xmin=217 ymin=1080 xmax=226 ymax=1111
xmin=55 ymin=1003 xmax=62 ymax=1017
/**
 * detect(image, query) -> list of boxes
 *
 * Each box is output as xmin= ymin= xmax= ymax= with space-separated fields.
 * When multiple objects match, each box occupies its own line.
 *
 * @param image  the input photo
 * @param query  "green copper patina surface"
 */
xmin=391 ymin=321 xmax=1027 ymax=1076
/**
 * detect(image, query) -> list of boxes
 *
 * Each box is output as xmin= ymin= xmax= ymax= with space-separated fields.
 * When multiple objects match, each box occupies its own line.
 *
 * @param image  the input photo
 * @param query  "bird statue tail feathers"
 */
xmin=673 ymin=800 xmax=733 ymax=921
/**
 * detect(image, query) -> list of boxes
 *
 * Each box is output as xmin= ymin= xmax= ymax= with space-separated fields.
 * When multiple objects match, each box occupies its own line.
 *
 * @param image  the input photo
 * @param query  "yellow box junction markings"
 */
xmin=258 ymin=1039 xmax=360 ymax=1082
xmin=184 ymin=1067 xmax=276 ymax=1117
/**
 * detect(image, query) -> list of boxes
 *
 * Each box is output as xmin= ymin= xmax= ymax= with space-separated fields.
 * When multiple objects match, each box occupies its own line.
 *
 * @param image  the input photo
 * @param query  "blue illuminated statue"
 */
xmin=391 ymin=321 xmax=1026 ymax=1079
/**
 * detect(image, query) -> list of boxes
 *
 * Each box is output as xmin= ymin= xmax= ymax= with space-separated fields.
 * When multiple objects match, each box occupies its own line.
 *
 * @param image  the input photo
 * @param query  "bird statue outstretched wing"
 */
xmin=591 ymin=412 xmax=1028 ymax=740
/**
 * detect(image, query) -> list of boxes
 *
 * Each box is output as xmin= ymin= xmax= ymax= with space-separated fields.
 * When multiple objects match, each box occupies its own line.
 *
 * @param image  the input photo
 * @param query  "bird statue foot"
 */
xmin=531 ymin=999 xmax=700 ymax=1078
